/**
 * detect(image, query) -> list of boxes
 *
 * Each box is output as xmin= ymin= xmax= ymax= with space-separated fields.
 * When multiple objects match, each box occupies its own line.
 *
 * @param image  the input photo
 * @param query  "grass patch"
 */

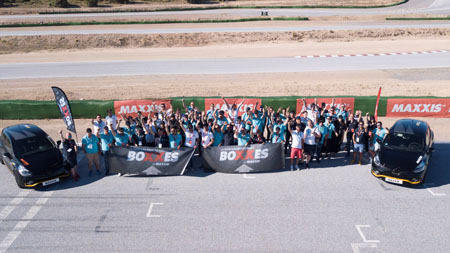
xmin=0 ymin=17 xmax=311 ymax=27
xmin=38 ymin=0 xmax=408 ymax=14
xmin=386 ymin=17 xmax=450 ymax=20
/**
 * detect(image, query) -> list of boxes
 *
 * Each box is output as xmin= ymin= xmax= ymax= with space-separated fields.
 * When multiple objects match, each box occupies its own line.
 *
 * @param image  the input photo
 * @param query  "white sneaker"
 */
xmin=295 ymin=165 xmax=300 ymax=171
xmin=118 ymin=173 xmax=122 ymax=177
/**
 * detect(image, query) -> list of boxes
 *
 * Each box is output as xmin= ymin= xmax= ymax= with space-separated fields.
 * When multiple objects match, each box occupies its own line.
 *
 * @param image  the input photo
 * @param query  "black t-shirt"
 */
xmin=223 ymin=132 xmax=235 ymax=146
xmin=131 ymin=133 xmax=148 ymax=147
xmin=158 ymin=133 xmax=170 ymax=148
xmin=62 ymin=139 xmax=77 ymax=165
xmin=346 ymin=120 xmax=359 ymax=133
xmin=354 ymin=131 xmax=366 ymax=144
xmin=252 ymin=135 xmax=266 ymax=144
xmin=335 ymin=121 xmax=346 ymax=136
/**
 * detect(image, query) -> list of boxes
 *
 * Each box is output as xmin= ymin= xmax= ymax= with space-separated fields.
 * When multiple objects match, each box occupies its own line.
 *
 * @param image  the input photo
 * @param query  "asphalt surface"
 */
xmin=0 ymin=0 xmax=449 ymax=21
xmin=1 ymin=51 xmax=449 ymax=79
xmin=0 ymin=142 xmax=449 ymax=252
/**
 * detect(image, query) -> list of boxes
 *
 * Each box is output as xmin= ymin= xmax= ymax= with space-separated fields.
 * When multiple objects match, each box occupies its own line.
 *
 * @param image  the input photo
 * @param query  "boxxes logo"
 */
xmin=386 ymin=99 xmax=450 ymax=118
xmin=127 ymin=150 xmax=179 ymax=162
xmin=219 ymin=148 xmax=269 ymax=161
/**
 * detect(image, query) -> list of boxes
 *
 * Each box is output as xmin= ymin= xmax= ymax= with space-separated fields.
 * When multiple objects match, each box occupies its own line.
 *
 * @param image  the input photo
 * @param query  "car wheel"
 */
xmin=14 ymin=174 xmax=26 ymax=189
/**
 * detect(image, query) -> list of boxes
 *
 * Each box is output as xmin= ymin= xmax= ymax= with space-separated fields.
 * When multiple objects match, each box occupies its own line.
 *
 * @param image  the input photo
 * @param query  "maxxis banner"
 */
xmin=109 ymin=146 xmax=195 ymax=176
xmin=202 ymin=143 xmax=285 ymax=173
xmin=114 ymin=99 xmax=172 ymax=118
xmin=386 ymin=98 xmax=450 ymax=118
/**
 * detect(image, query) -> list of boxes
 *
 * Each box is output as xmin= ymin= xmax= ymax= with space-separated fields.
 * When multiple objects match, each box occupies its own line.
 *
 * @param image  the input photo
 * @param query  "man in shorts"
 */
xmin=82 ymin=128 xmax=101 ymax=176
xmin=303 ymin=119 xmax=321 ymax=169
xmin=352 ymin=124 xmax=367 ymax=165
xmin=288 ymin=121 xmax=304 ymax=171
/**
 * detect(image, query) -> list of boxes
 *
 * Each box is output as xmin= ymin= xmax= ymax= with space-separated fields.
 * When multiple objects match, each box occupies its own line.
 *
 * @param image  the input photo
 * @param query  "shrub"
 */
xmin=110 ymin=0 xmax=129 ymax=4
xmin=85 ymin=0 xmax=98 ymax=7
xmin=50 ymin=0 xmax=70 ymax=8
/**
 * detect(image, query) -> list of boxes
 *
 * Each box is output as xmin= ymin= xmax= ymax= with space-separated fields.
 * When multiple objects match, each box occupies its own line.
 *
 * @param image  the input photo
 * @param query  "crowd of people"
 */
xmin=59 ymin=98 xmax=389 ymax=180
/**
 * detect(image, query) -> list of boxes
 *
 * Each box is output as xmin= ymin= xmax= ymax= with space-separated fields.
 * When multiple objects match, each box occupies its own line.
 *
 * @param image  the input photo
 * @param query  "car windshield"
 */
xmin=382 ymin=132 xmax=424 ymax=152
xmin=12 ymin=134 xmax=55 ymax=157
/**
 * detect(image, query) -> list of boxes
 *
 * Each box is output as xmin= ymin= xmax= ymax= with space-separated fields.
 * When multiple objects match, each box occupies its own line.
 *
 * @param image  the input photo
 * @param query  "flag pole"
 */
xmin=374 ymin=87 xmax=382 ymax=122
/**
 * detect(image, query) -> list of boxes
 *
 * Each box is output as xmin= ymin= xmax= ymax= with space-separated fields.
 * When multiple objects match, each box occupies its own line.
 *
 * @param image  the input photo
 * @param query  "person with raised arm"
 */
xmin=59 ymin=129 xmax=79 ymax=181
xmin=288 ymin=119 xmax=305 ymax=171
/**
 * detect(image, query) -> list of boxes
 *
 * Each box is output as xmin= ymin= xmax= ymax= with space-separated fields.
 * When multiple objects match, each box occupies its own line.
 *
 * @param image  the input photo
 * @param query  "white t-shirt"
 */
xmin=105 ymin=115 xmax=117 ymax=130
xmin=228 ymin=108 xmax=239 ymax=122
xmin=200 ymin=129 xmax=214 ymax=148
xmin=184 ymin=130 xmax=199 ymax=148
xmin=304 ymin=126 xmax=320 ymax=145
xmin=92 ymin=120 xmax=105 ymax=134
xmin=291 ymin=130 xmax=304 ymax=149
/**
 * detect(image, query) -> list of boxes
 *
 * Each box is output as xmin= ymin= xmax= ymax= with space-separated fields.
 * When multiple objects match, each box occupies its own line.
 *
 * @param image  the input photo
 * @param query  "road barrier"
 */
xmin=0 ymin=96 xmax=449 ymax=120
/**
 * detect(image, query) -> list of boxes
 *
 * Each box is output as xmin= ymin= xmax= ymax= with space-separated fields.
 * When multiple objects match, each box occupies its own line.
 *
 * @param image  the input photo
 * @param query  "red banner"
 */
xmin=114 ymin=99 xmax=172 ymax=118
xmin=205 ymin=98 xmax=262 ymax=117
xmin=296 ymin=98 xmax=355 ymax=115
xmin=386 ymin=98 xmax=450 ymax=118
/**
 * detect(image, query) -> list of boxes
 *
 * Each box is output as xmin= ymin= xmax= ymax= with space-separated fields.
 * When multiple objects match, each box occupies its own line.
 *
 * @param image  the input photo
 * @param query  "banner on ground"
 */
xmin=52 ymin=86 xmax=76 ymax=134
xmin=386 ymin=98 xmax=450 ymax=118
xmin=109 ymin=146 xmax=194 ymax=176
xmin=202 ymin=143 xmax=284 ymax=173
xmin=114 ymin=99 xmax=172 ymax=118
xmin=205 ymin=98 xmax=262 ymax=117
xmin=296 ymin=98 xmax=355 ymax=115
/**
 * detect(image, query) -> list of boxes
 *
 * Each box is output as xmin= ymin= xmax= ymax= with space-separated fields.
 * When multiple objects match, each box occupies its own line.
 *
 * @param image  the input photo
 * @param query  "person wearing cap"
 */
xmin=288 ymin=120 xmax=304 ymax=171
xmin=59 ymin=129 xmax=79 ymax=181
xmin=97 ymin=125 xmax=114 ymax=175
xmin=111 ymin=126 xmax=129 ymax=147
xmin=82 ymin=128 xmax=101 ymax=176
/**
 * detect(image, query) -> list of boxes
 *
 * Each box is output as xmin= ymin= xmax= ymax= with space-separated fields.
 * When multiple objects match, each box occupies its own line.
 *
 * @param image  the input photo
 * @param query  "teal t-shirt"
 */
xmin=169 ymin=134 xmax=182 ymax=148
xmin=115 ymin=132 xmax=129 ymax=146
xmin=271 ymin=132 xmax=285 ymax=143
xmin=99 ymin=132 xmax=114 ymax=151
xmin=213 ymin=131 xmax=224 ymax=146
xmin=237 ymin=133 xmax=251 ymax=146
xmin=82 ymin=135 xmax=99 ymax=154
xmin=324 ymin=122 xmax=335 ymax=139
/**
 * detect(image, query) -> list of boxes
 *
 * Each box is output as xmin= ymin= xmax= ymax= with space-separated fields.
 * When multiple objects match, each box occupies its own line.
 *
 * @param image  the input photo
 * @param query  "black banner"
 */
xmin=109 ymin=146 xmax=195 ymax=176
xmin=202 ymin=143 xmax=285 ymax=173
xmin=52 ymin=86 xmax=76 ymax=134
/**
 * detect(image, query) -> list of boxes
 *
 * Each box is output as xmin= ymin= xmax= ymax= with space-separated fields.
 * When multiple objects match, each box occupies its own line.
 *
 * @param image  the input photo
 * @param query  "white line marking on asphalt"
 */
xmin=0 ymin=191 xmax=53 ymax=253
xmin=424 ymin=184 xmax=446 ymax=196
xmin=0 ymin=191 xmax=29 ymax=227
xmin=355 ymin=225 xmax=380 ymax=243
xmin=146 ymin=202 xmax=164 ymax=218
xmin=243 ymin=173 xmax=256 ymax=179
xmin=351 ymin=243 xmax=378 ymax=253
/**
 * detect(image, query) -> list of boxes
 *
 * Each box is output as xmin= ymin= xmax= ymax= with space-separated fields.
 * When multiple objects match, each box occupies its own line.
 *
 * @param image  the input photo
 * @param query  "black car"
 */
xmin=371 ymin=119 xmax=434 ymax=185
xmin=0 ymin=124 xmax=69 ymax=188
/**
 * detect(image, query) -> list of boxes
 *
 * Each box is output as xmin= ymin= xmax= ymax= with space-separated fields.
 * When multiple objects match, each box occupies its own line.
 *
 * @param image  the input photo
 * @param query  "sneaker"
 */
xmin=88 ymin=170 xmax=92 ymax=177
xmin=290 ymin=165 xmax=294 ymax=171
xmin=118 ymin=173 xmax=122 ymax=176
xmin=295 ymin=165 xmax=300 ymax=171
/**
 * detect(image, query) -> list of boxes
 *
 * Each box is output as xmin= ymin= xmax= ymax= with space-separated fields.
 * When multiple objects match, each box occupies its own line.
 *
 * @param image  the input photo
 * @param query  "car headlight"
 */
xmin=17 ymin=165 xmax=32 ymax=177
xmin=413 ymin=160 xmax=426 ymax=173
xmin=373 ymin=154 xmax=381 ymax=167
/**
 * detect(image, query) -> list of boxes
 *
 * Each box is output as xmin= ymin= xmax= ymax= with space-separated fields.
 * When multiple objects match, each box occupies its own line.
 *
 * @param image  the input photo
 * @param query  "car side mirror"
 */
xmin=3 ymin=152 xmax=11 ymax=159
xmin=376 ymin=138 xmax=382 ymax=144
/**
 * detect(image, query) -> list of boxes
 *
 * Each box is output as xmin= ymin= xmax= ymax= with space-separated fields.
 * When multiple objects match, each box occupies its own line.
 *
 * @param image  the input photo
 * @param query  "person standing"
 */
xmin=234 ymin=127 xmax=251 ymax=147
xmin=324 ymin=116 xmax=337 ymax=158
xmin=352 ymin=124 xmax=367 ymax=165
xmin=97 ymin=125 xmax=114 ymax=175
xmin=105 ymin=109 xmax=118 ymax=131
xmin=288 ymin=121 xmax=304 ymax=171
xmin=131 ymin=126 xmax=148 ymax=147
xmin=59 ymin=129 xmax=79 ymax=181
xmin=92 ymin=114 xmax=105 ymax=134
xmin=345 ymin=113 xmax=359 ymax=157
xmin=303 ymin=119 xmax=321 ymax=169
xmin=82 ymin=128 xmax=101 ymax=176
xmin=315 ymin=119 xmax=329 ymax=163
xmin=368 ymin=121 xmax=388 ymax=159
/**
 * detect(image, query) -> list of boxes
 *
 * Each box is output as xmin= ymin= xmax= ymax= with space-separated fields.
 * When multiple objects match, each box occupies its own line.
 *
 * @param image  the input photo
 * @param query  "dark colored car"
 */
xmin=0 ymin=124 xmax=69 ymax=188
xmin=371 ymin=119 xmax=434 ymax=185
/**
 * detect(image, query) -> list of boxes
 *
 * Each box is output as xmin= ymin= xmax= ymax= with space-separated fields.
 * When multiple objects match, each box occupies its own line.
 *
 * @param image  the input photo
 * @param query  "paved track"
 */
xmin=0 ymin=51 xmax=449 ymax=79
xmin=0 ymin=143 xmax=449 ymax=252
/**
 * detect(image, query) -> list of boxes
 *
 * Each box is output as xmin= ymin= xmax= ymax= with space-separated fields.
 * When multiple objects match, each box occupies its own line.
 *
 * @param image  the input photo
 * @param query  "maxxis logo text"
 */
xmin=391 ymin=104 xmax=444 ymax=113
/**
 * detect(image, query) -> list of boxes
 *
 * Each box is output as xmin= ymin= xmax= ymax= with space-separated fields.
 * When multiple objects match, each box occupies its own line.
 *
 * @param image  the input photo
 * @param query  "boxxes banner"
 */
xmin=202 ymin=143 xmax=285 ymax=173
xmin=52 ymin=86 xmax=76 ymax=134
xmin=109 ymin=146 xmax=195 ymax=176
xmin=386 ymin=98 xmax=450 ymax=118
